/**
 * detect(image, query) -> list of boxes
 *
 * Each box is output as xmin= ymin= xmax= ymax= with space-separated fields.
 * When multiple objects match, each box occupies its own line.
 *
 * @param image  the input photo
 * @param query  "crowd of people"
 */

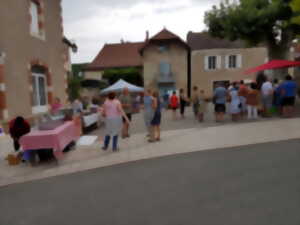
xmin=213 ymin=74 xmax=298 ymax=122
xmin=7 ymin=73 xmax=299 ymax=155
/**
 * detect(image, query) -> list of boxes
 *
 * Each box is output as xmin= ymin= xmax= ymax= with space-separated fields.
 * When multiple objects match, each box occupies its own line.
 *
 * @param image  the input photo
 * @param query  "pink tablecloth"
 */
xmin=20 ymin=121 xmax=80 ymax=160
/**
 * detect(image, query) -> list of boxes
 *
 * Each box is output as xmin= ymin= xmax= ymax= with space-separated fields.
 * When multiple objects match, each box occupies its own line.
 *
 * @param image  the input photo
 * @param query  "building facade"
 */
xmin=140 ymin=29 xmax=189 ymax=95
xmin=188 ymin=32 xmax=268 ymax=96
xmin=0 ymin=0 xmax=69 ymax=125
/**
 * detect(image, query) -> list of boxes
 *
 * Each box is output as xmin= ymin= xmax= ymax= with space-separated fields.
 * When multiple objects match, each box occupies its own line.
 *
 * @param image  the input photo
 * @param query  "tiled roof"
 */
xmin=86 ymin=42 xmax=144 ymax=70
xmin=187 ymin=32 xmax=245 ymax=50
xmin=140 ymin=28 xmax=190 ymax=54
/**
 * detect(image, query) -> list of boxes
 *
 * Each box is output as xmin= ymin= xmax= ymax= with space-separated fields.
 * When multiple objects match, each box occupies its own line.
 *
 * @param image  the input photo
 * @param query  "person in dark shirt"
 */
xmin=280 ymin=75 xmax=298 ymax=117
xmin=9 ymin=116 xmax=31 ymax=151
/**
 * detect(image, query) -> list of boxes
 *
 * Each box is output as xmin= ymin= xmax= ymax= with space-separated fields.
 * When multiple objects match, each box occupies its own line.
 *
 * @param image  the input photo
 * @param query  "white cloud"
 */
xmin=62 ymin=0 xmax=220 ymax=63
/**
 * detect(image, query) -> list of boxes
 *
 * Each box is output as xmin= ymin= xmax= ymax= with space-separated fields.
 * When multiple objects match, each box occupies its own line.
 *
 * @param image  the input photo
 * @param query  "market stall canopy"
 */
xmin=100 ymin=79 xmax=144 ymax=94
xmin=244 ymin=60 xmax=300 ymax=75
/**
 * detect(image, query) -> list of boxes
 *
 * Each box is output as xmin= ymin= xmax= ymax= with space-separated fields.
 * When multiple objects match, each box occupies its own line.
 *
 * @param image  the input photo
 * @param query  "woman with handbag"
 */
xmin=101 ymin=92 xmax=129 ymax=152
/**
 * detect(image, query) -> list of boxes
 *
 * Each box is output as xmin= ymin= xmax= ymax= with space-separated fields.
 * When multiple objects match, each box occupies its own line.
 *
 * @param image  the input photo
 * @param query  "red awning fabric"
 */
xmin=244 ymin=60 xmax=300 ymax=74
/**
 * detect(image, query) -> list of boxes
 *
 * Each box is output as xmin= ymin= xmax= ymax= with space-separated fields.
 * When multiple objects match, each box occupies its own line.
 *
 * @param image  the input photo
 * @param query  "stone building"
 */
xmin=0 ymin=0 xmax=73 ymax=126
xmin=187 ymin=32 xmax=268 ymax=96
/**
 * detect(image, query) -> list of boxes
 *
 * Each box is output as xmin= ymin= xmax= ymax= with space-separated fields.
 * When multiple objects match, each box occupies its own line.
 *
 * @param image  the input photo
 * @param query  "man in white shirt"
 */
xmin=261 ymin=77 xmax=273 ymax=117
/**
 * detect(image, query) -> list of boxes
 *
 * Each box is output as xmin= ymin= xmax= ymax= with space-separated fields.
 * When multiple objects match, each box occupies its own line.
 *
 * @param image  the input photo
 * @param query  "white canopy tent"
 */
xmin=100 ymin=79 xmax=144 ymax=95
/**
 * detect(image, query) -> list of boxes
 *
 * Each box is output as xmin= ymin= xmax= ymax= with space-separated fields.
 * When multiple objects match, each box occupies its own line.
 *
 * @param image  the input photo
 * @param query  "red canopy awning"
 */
xmin=244 ymin=60 xmax=300 ymax=75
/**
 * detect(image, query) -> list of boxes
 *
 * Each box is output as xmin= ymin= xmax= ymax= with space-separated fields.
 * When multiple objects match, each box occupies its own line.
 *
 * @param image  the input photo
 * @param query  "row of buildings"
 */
xmin=84 ymin=29 xmax=268 ymax=97
xmin=0 ymin=0 xmax=76 ymax=127
xmin=0 ymin=0 xmax=299 ymax=128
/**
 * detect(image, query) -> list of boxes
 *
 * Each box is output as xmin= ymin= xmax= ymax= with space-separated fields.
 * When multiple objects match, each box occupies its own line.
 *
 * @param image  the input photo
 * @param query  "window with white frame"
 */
xmin=205 ymin=55 xmax=221 ymax=71
xmin=228 ymin=55 xmax=237 ymax=68
xmin=208 ymin=56 xmax=216 ymax=70
xmin=32 ymin=66 xmax=48 ymax=114
xmin=226 ymin=54 xmax=242 ymax=69
xmin=30 ymin=1 xmax=40 ymax=35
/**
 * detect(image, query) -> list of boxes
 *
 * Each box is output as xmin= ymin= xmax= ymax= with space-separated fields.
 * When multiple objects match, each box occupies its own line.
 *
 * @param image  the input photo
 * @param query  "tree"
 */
xmin=67 ymin=76 xmax=83 ymax=101
xmin=204 ymin=0 xmax=300 ymax=62
xmin=102 ymin=68 xmax=144 ymax=87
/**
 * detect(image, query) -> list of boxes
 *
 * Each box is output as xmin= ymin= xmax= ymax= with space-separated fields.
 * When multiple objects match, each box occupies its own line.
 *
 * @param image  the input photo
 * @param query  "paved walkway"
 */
xmin=1 ymin=139 xmax=300 ymax=225
xmin=1 ymin=114 xmax=300 ymax=187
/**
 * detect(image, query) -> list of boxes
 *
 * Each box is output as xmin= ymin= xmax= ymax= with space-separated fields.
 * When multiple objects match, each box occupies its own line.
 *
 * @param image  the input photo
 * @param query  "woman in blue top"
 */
xmin=143 ymin=89 xmax=154 ymax=136
xmin=149 ymin=91 xmax=162 ymax=142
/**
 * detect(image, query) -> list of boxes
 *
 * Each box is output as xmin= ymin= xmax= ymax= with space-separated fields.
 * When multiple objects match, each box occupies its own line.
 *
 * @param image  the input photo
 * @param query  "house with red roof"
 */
xmin=85 ymin=28 xmax=190 ymax=95
xmin=86 ymin=28 xmax=270 ymax=96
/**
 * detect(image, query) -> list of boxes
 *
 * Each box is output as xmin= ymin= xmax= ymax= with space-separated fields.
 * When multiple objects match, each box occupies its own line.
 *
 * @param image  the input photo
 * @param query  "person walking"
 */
xmin=261 ymin=77 xmax=273 ymax=117
xmin=198 ymin=90 xmax=208 ymax=122
xmin=101 ymin=92 xmax=129 ymax=152
xmin=179 ymin=88 xmax=188 ymax=119
xmin=238 ymin=80 xmax=248 ymax=118
xmin=170 ymin=91 xmax=179 ymax=120
xmin=143 ymin=89 xmax=154 ymax=137
xmin=148 ymin=91 xmax=162 ymax=142
xmin=246 ymin=83 xmax=260 ymax=119
xmin=119 ymin=87 xmax=133 ymax=138
xmin=163 ymin=91 xmax=169 ymax=110
xmin=229 ymin=82 xmax=241 ymax=121
xmin=191 ymin=86 xmax=200 ymax=120
xmin=280 ymin=74 xmax=298 ymax=117
xmin=213 ymin=83 xmax=227 ymax=122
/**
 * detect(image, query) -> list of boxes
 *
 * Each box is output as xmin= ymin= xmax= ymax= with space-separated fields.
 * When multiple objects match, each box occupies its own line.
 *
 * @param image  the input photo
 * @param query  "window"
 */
xmin=30 ymin=1 xmax=45 ymax=39
xmin=226 ymin=54 xmax=242 ymax=69
xmin=159 ymin=62 xmax=171 ymax=75
xmin=208 ymin=56 xmax=216 ymax=70
xmin=32 ymin=66 xmax=47 ymax=114
xmin=158 ymin=45 xmax=168 ymax=52
xmin=30 ymin=1 xmax=40 ymax=35
xmin=228 ymin=55 xmax=237 ymax=68
xmin=205 ymin=56 xmax=221 ymax=70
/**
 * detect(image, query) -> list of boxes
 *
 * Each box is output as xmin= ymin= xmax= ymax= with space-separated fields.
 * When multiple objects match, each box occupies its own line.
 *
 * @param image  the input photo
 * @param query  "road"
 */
xmin=1 ymin=139 xmax=300 ymax=225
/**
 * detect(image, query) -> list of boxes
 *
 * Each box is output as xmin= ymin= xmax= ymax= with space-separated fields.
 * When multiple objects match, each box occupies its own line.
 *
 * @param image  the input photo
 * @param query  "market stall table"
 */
xmin=20 ymin=121 xmax=80 ymax=161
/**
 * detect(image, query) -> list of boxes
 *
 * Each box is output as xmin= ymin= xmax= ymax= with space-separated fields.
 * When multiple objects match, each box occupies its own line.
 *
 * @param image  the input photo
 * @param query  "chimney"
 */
xmin=145 ymin=30 xmax=149 ymax=41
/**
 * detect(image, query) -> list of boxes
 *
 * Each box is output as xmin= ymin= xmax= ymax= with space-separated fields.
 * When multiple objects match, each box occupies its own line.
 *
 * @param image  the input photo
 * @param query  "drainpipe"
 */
xmin=187 ymin=49 xmax=191 ymax=98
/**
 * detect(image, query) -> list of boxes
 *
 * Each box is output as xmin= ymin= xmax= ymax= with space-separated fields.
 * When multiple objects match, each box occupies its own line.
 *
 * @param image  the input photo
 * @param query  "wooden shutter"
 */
xmin=204 ymin=56 xmax=208 ymax=71
xmin=217 ymin=55 xmax=222 ymax=69
xmin=237 ymin=54 xmax=242 ymax=68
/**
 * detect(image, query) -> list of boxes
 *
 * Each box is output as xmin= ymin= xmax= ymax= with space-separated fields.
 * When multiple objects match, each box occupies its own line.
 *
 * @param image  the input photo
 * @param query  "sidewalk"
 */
xmin=1 ymin=117 xmax=300 ymax=187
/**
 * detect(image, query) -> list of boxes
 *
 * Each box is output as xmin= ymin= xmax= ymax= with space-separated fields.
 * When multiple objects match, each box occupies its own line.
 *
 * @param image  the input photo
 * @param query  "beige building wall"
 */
xmin=142 ymin=43 xmax=188 ymax=91
xmin=191 ymin=47 xmax=268 ymax=96
xmin=0 ymin=0 xmax=67 ymax=122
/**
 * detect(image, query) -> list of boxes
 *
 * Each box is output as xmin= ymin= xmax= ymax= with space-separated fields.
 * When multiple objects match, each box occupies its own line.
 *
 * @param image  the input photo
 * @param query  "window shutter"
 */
xmin=204 ymin=56 xmax=208 ymax=71
xmin=217 ymin=55 xmax=222 ymax=69
xmin=237 ymin=54 xmax=242 ymax=68
xmin=225 ymin=55 xmax=229 ymax=69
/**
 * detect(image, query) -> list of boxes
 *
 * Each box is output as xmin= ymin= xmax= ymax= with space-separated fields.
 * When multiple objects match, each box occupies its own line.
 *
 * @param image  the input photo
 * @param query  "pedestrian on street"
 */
xmin=213 ymin=83 xmax=227 ymax=122
xmin=261 ymin=76 xmax=274 ymax=117
xmin=143 ymin=89 xmax=154 ymax=137
xmin=148 ymin=91 xmax=162 ymax=142
xmin=198 ymin=90 xmax=208 ymax=122
xmin=119 ymin=87 xmax=133 ymax=138
xmin=179 ymin=88 xmax=188 ymax=119
xmin=246 ymin=82 xmax=259 ymax=119
xmin=279 ymin=74 xmax=298 ymax=118
xmin=229 ymin=82 xmax=241 ymax=122
xmin=192 ymin=86 xmax=200 ymax=120
xmin=101 ymin=92 xmax=129 ymax=152
xmin=238 ymin=80 xmax=248 ymax=118
xmin=170 ymin=91 xmax=179 ymax=120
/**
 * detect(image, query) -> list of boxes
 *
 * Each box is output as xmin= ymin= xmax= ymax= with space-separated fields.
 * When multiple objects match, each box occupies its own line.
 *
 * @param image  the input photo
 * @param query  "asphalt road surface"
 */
xmin=1 ymin=139 xmax=300 ymax=225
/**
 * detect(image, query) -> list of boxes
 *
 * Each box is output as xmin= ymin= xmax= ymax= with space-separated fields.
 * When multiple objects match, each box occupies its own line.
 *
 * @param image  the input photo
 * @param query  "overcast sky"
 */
xmin=62 ymin=0 xmax=220 ymax=64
